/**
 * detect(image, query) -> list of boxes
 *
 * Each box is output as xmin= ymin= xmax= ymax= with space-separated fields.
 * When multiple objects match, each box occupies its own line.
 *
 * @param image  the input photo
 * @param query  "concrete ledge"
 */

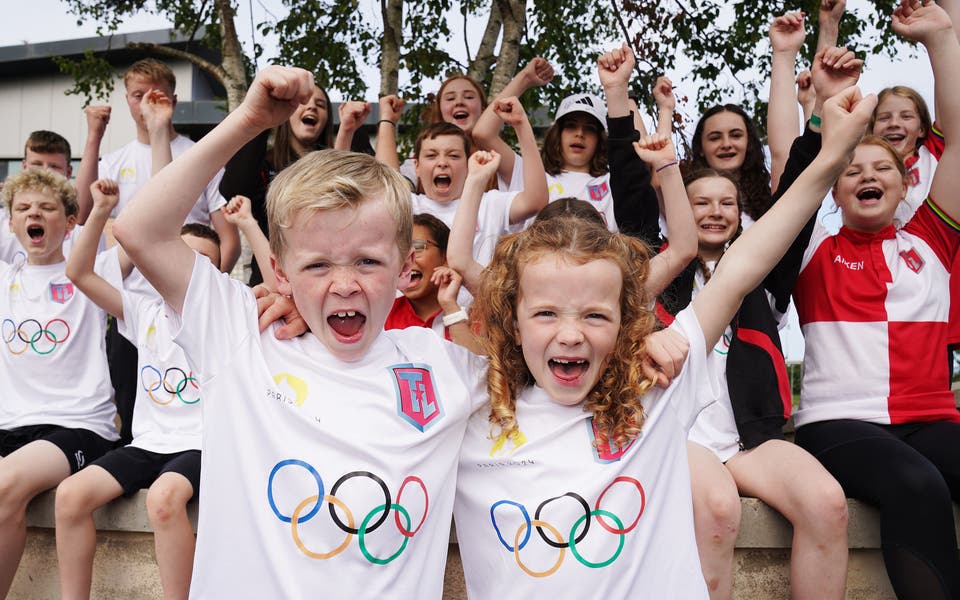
xmin=12 ymin=491 xmax=960 ymax=600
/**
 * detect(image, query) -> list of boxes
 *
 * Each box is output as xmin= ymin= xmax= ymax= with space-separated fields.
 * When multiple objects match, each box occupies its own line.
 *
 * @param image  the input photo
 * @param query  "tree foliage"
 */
xmin=57 ymin=0 xmax=912 ymax=139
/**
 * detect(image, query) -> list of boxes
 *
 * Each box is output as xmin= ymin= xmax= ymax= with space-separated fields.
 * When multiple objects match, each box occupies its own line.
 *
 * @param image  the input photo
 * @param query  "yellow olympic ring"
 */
xmin=513 ymin=519 xmax=565 ymax=578
xmin=291 ymin=494 xmax=354 ymax=560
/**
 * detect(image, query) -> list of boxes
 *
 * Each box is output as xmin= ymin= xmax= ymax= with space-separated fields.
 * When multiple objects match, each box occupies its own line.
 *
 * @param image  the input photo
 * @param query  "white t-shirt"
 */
xmin=0 ymin=255 xmax=120 ymax=440
xmin=99 ymin=135 xmax=227 ymax=223
xmin=512 ymin=158 xmax=618 ymax=232
xmin=454 ymin=307 xmax=717 ymax=599
xmin=118 ymin=285 xmax=202 ymax=454
xmin=685 ymin=262 xmax=787 ymax=462
xmin=175 ymin=256 xmax=486 ymax=599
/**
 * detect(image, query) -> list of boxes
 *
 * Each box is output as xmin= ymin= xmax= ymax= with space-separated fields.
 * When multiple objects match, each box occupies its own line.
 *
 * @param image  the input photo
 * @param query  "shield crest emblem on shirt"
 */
xmin=50 ymin=283 xmax=74 ymax=304
xmin=588 ymin=182 xmax=609 ymax=202
xmin=390 ymin=363 xmax=444 ymax=432
xmin=899 ymin=248 xmax=925 ymax=274
xmin=588 ymin=418 xmax=637 ymax=463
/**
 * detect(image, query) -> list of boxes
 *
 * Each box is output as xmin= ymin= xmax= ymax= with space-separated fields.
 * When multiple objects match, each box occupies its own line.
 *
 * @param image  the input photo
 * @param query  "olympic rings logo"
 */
xmin=266 ymin=459 xmax=429 ymax=565
xmin=140 ymin=365 xmax=200 ymax=406
xmin=489 ymin=476 xmax=645 ymax=576
xmin=2 ymin=318 xmax=71 ymax=355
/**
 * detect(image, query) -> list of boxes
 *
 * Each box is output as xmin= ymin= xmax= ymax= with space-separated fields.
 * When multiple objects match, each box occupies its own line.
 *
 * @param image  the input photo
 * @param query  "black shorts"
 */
xmin=92 ymin=446 xmax=201 ymax=498
xmin=0 ymin=424 xmax=115 ymax=474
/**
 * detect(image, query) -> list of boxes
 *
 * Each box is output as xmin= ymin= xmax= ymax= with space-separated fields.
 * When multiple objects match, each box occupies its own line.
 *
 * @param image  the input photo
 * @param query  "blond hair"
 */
xmin=266 ymin=149 xmax=413 ymax=260
xmin=2 ymin=169 xmax=78 ymax=218
xmin=124 ymin=58 xmax=176 ymax=91
xmin=471 ymin=216 xmax=658 ymax=450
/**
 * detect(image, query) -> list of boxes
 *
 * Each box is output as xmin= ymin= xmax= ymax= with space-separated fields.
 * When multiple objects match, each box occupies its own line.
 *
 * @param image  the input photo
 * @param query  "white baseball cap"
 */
xmin=554 ymin=93 xmax=607 ymax=132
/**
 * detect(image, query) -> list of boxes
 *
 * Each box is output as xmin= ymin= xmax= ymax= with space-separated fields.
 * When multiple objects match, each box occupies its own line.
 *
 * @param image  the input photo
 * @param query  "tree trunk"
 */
xmin=466 ymin=1 xmax=502 ymax=84
xmin=214 ymin=0 xmax=248 ymax=112
xmin=488 ymin=0 xmax=524 ymax=97
xmin=380 ymin=0 xmax=403 ymax=96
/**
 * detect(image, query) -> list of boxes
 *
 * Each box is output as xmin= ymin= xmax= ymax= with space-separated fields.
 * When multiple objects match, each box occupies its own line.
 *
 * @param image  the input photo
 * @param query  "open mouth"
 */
xmin=856 ymin=187 xmax=883 ymax=204
xmin=883 ymin=133 xmax=905 ymax=144
xmin=717 ymin=152 xmax=738 ymax=160
xmin=409 ymin=270 xmax=423 ymax=284
xmin=327 ymin=310 xmax=366 ymax=340
xmin=433 ymin=175 xmax=452 ymax=194
xmin=301 ymin=114 xmax=318 ymax=126
xmin=27 ymin=225 xmax=44 ymax=241
xmin=700 ymin=223 xmax=729 ymax=232
xmin=453 ymin=110 xmax=469 ymax=120
xmin=549 ymin=358 xmax=589 ymax=383
xmin=569 ymin=142 xmax=586 ymax=151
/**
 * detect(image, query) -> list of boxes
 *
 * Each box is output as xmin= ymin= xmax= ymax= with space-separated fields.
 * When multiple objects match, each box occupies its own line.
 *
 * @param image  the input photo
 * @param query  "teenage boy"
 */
xmin=114 ymin=66 xmax=484 ymax=598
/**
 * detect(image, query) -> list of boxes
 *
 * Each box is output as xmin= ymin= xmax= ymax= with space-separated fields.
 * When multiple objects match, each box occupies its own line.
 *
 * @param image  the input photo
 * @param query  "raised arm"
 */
xmin=693 ymin=86 xmax=877 ymax=349
xmin=493 ymin=98 xmax=548 ymax=224
xmin=222 ymin=194 xmax=276 ymax=290
xmin=634 ymin=134 xmax=697 ymax=297
xmin=600 ymin=45 xmax=661 ymax=244
xmin=897 ymin=0 xmax=960 ymax=220
xmin=113 ymin=66 xmax=315 ymax=314
xmin=473 ymin=58 xmax=554 ymax=186
xmin=66 ymin=179 xmax=125 ymax=319
xmin=142 ymin=89 xmax=174 ymax=175
xmin=652 ymin=76 xmax=676 ymax=136
xmin=375 ymin=95 xmax=404 ymax=170
xmin=74 ymin=105 xmax=111 ymax=224
xmin=817 ymin=0 xmax=846 ymax=51
xmin=768 ymin=11 xmax=807 ymax=191
xmin=334 ymin=101 xmax=371 ymax=151
xmin=446 ymin=150 xmax=500 ymax=291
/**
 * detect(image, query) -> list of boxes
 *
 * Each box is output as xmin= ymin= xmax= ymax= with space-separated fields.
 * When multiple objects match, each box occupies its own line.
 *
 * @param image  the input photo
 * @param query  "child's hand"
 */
xmin=432 ymin=266 xmax=463 ymax=312
xmin=819 ymin=0 xmax=846 ymax=27
xmin=597 ymin=43 xmax=635 ymax=89
xmin=518 ymin=57 xmax=555 ymax=88
xmin=339 ymin=100 xmax=371 ymax=131
xmin=652 ymin=76 xmax=675 ymax=114
xmin=254 ymin=285 xmax=309 ymax=339
xmin=769 ymin=11 xmax=807 ymax=54
xmin=467 ymin=150 xmax=501 ymax=181
xmin=632 ymin=134 xmax=676 ymax=170
xmin=379 ymin=95 xmax=405 ymax=124
xmin=90 ymin=178 xmax=120 ymax=213
xmin=223 ymin=195 xmax=255 ymax=227
xmin=812 ymin=46 xmax=863 ymax=103
xmin=892 ymin=0 xmax=953 ymax=44
xmin=141 ymin=89 xmax=174 ymax=135
xmin=641 ymin=327 xmax=689 ymax=388
xmin=241 ymin=66 xmax=316 ymax=134
xmin=492 ymin=97 xmax=529 ymax=129
xmin=819 ymin=85 xmax=878 ymax=164
xmin=84 ymin=105 xmax=111 ymax=139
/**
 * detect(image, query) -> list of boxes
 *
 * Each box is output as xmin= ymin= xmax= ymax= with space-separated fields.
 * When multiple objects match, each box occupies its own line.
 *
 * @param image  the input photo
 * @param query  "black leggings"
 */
xmin=796 ymin=419 xmax=960 ymax=600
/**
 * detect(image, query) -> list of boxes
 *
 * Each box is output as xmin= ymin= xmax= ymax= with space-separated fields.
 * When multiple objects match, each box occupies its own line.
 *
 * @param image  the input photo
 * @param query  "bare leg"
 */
xmin=55 ymin=465 xmax=124 ymax=600
xmin=726 ymin=439 xmax=848 ymax=600
xmin=688 ymin=441 xmax=741 ymax=600
xmin=147 ymin=472 xmax=196 ymax=600
xmin=0 ymin=441 xmax=72 ymax=596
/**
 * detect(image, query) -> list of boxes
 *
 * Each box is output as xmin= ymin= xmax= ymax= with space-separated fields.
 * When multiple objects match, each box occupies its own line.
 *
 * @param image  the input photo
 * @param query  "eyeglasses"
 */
xmin=411 ymin=239 xmax=440 ymax=254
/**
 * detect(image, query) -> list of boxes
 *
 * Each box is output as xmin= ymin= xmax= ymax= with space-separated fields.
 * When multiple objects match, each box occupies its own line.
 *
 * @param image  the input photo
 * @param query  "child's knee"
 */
xmin=54 ymin=477 xmax=97 ymax=522
xmin=146 ymin=477 xmax=191 ymax=526
xmin=697 ymin=485 xmax=741 ymax=541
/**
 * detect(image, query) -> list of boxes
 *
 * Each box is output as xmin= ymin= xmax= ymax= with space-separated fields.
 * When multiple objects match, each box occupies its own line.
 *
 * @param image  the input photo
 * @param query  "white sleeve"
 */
xmin=498 ymin=155 xmax=525 ymax=193
xmin=662 ymin=306 xmax=722 ymax=430
xmin=170 ymin=253 xmax=259 ymax=382
xmin=204 ymin=168 xmax=228 ymax=214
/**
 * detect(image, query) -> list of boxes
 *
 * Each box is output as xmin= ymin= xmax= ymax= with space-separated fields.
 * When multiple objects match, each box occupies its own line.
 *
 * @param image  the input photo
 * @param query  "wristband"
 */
xmin=442 ymin=308 xmax=469 ymax=327
xmin=808 ymin=114 xmax=821 ymax=128
xmin=378 ymin=119 xmax=396 ymax=127
xmin=655 ymin=160 xmax=678 ymax=173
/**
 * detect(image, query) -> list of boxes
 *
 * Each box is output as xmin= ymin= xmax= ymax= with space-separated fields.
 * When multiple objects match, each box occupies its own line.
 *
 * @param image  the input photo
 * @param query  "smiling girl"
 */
xmin=451 ymin=84 xmax=878 ymax=598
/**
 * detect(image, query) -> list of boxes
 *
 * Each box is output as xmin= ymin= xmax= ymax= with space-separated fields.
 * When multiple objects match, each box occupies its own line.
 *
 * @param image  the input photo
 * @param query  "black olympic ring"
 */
xmin=328 ymin=471 xmax=391 ymax=535
xmin=534 ymin=492 xmax=591 ymax=549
